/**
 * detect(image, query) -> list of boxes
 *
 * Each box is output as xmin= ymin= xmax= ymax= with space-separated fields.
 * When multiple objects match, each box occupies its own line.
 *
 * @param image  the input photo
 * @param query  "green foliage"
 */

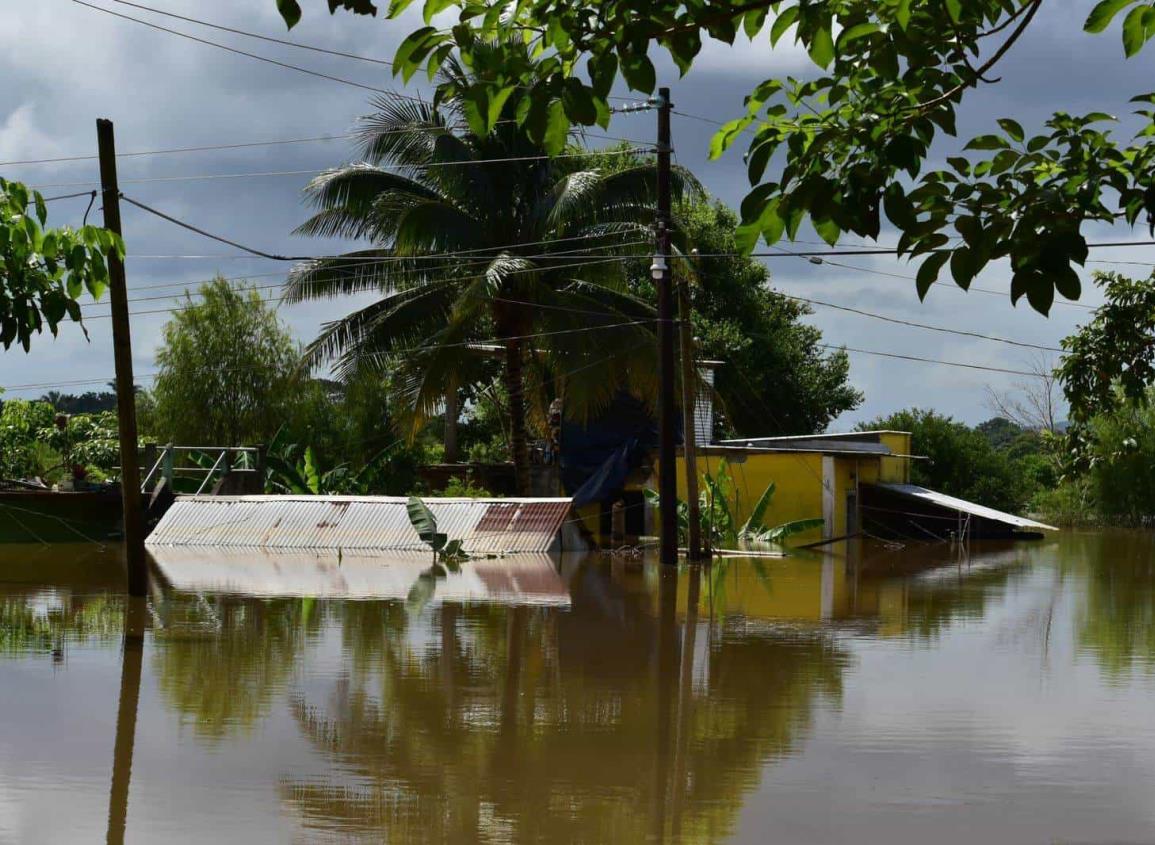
xmin=283 ymin=0 xmax=1155 ymax=314
xmin=0 ymin=400 xmax=55 ymax=478
xmin=406 ymin=495 xmax=469 ymax=566
xmin=40 ymin=410 xmax=122 ymax=472
xmin=152 ymin=277 xmax=298 ymax=446
xmin=1059 ymin=271 xmax=1155 ymax=424
xmin=625 ymin=200 xmax=861 ymax=436
xmin=0 ymin=179 xmax=120 ymax=351
xmin=1032 ymin=478 xmax=1099 ymax=528
xmin=264 ymin=426 xmax=395 ymax=495
xmin=276 ymin=373 xmax=429 ymax=494
xmin=1082 ymin=391 xmax=1155 ymax=523
xmin=862 ymin=409 xmax=1042 ymax=514
xmin=286 ymin=72 xmax=699 ymax=493
xmin=441 ymin=472 xmax=494 ymax=498
xmin=646 ymin=458 xmax=822 ymax=549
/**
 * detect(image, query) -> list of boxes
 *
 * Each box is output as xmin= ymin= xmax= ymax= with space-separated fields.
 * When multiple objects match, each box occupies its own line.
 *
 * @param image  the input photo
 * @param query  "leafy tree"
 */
xmin=38 ymin=390 xmax=119 ymax=415
xmin=1 ymin=179 xmax=119 ymax=351
xmin=278 ymin=0 xmax=1155 ymax=315
xmin=1082 ymin=389 xmax=1155 ymax=523
xmin=0 ymin=399 xmax=55 ymax=478
xmin=1059 ymin=270 xmax=1155 ymax=424
xmin=152 ymin=277 xmax=298 ymax=446
xmin=628 ymin=201 xmax=860 ymax=436
xmin=861 ymin=408 xmax=1034 ymax=513
xmin=286 ymin=67 xmax=698 ymax=494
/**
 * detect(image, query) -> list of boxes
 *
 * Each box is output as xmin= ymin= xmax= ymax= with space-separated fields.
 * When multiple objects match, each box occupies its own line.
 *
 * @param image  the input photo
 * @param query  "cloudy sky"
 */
xmin=1 ymin=0 xmax=1152 ymax=428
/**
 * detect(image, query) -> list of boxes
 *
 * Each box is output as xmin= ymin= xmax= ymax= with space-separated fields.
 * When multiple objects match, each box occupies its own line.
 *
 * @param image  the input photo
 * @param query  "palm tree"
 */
xmin=286 ymin=64 xmax=699 ymax=494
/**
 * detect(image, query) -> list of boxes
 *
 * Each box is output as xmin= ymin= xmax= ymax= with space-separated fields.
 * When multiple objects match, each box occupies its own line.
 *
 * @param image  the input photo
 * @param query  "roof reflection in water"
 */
xmin=148 ymin=547 xmax=573 ymax=607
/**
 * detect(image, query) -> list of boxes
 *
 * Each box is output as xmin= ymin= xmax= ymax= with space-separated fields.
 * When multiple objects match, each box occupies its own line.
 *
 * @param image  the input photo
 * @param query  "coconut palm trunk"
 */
xmin=503 ymin=336 xmax=531 ymax=495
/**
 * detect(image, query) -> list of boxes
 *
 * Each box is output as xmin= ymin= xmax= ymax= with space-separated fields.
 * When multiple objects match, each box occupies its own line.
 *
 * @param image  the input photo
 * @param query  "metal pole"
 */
xmin=655 ymin=87 xmax=678 ymax=567
xmin=97 ymin=118 xmax=148 ymax=596
xmin=677 ymin=277 xmax=704 ymax=560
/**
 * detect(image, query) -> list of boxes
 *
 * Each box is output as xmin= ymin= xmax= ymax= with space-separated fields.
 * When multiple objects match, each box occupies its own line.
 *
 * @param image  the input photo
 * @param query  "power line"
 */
xmin=0 ymin=134 xmax=354 ymax=168
xmin=79 ymin=242 xmax=652 ymax=309
xmin=0 ymin=128 xmax=647 ymax=170
xmin=102 ymin=0 xmax=392 ymax=65
xmin=119 ymin=192 xmax=651 ymax=261
xmin=826 ymin=344 xmax=1046 ymax=378
xmin=0 ymin=318 xmax=657 ymax=393
xmin=114 ymin=232 xmax=652 ymax=290
xmin=71 ymin=0 xmax=417 ymax=100
xmin=32 ymin=147 xmax=651 ymax=190
xmin=784 ymin=292 xmax=1064 ymax=352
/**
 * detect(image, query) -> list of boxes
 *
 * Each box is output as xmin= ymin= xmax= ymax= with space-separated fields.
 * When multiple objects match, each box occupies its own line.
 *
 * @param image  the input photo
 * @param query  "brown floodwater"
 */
xmin=1 ymin=532 xmax=1154 ymax=844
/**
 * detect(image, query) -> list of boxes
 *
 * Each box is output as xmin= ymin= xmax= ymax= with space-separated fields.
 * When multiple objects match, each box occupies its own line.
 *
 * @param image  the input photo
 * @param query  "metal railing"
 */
xmin=141 ymin=445 xmax=264 ymax=495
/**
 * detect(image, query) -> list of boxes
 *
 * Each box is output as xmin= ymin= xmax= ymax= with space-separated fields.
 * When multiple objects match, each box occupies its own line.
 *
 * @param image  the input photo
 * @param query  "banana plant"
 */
xmin=406 ymin=496 xmax=469 ymax=568
xmin=647 ymin=459 xmax=823 ymax=550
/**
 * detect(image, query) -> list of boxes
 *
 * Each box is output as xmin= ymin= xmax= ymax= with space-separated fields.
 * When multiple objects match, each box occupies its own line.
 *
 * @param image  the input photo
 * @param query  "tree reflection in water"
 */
xmin=1069 ymin=532 xmax=1155 ymax=679
xmin=151 ymin=596 xmax=321 ymax=742
xmin=282 ymin=558 xmax=848 ymax=844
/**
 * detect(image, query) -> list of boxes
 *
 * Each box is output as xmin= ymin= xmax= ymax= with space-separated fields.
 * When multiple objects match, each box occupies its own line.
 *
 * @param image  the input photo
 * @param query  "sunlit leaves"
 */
xmin=0 ymin=178 xmax=118 ymax=352
xmin=294 ymin=0 xmax=1155 ymax=314
xmin=1085 ymin=0 xmax=1137 ymax=32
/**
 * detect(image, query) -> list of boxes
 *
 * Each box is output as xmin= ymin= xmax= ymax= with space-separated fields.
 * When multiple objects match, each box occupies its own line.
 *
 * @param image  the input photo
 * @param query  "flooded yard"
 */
xmin=1 ymin=533 xmax=1153 ymax=844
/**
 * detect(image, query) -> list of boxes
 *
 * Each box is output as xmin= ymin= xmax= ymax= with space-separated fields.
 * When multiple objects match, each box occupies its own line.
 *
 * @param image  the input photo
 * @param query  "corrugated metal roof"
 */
xmin=149 ymin=547 xmax=571 ymax=606
xmin=873 ymin=483 xmax=1058 ymax=531
xmin=145 ymin=495 xmax=573 ymax=553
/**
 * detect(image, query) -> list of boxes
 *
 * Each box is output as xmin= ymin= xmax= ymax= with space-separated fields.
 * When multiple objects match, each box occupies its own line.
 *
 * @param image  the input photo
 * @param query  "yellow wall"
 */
xmin=876 ymin=431 xmax=913 ymax=483
xmin=578 ymin=433 xmax=914 ymax=545
xmin=672 ymin=450 xmax=826 ymax=539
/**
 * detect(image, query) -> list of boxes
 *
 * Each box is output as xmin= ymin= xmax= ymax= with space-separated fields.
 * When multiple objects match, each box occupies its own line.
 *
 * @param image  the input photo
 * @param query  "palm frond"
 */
xmin=301 ymin=280 xmax=460 ymax=372
xmin=284 ymin=250 xmax=424 ymax=304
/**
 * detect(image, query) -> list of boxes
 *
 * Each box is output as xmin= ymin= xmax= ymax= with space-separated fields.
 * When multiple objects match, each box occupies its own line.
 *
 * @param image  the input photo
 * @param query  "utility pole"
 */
xmin=654 ymin=87 xmax=678 ymax=567
xmin=97 ymin=118 xmax=148 ymax=597
xmin=677 ymin=274 xmax=704 ymax=561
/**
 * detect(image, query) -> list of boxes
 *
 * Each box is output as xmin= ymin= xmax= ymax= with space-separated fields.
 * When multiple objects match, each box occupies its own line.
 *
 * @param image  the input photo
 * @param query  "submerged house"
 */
xmin=563 ymin=382 xmax=1054 ymax=546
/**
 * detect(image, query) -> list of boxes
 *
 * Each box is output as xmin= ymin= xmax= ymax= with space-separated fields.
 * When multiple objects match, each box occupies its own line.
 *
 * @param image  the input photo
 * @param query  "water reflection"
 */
xmin=280 ymin=559 xmax=848 ymax=843
xmin=1064 ymin=532 xmax=1155 ymax=679
xmin=1 ymin=534 xmax=1154 ymax=843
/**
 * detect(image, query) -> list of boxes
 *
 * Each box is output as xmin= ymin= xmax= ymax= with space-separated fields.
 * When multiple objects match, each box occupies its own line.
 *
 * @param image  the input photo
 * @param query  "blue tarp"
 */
xmin=561 ymin=394 xmax=670 ymax=508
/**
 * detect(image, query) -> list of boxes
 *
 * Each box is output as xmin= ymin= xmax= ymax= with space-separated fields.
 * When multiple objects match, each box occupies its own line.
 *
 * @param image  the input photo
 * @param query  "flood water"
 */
xmin=1 ymin=532 xmax=1154 ymax=844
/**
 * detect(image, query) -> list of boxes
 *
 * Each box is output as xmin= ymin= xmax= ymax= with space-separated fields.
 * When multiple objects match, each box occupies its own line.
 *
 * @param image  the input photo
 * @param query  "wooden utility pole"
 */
xmin=97 ymin=118 xmax=148 ymax=596
xmin=655 ymin=87 xmax=678 ymax=567
xmin=677 ymin=277 xmax=704 ymax=560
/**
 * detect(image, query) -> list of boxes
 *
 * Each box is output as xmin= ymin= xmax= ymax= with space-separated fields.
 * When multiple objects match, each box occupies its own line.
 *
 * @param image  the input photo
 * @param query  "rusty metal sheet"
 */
xmin=145 ymin=495 xmax=573 ymax=553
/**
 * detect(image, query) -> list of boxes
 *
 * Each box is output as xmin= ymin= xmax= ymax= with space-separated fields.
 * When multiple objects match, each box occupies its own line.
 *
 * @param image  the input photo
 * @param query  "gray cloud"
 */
xmin=2 ymin=0 xmax=1152 ymax=428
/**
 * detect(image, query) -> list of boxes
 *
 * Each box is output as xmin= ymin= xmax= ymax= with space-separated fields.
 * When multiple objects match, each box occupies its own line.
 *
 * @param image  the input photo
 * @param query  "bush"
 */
xmin=1031 ymin=479 xmax=1098 ymax=527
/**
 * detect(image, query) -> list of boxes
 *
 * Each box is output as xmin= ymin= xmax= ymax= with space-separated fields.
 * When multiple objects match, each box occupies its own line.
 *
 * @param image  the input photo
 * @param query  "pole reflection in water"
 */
xmin=651 ymin=566 xmax=681 ymax=842
xmin=106 ymin=596 xmax=146 ymax=845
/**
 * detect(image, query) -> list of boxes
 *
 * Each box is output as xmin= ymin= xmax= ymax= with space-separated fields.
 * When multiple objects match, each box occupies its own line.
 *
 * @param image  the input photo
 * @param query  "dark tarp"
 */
xmin=561 ymin=394 xmax=670 ymax=508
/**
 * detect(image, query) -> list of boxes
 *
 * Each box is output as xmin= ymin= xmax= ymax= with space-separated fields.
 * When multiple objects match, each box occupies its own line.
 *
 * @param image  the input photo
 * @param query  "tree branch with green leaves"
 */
xmin=276 ymin=0 xmax=1155 ymax=315
xmin=1 ymin=179 xmax=119 ymax=351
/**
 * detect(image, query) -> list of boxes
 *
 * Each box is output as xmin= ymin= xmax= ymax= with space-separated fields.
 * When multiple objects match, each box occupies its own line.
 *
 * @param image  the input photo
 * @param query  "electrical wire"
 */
xmin=71 ymin=0 xmax=419 ymax=100
xmin=32 ymin=147 xmax=651 ymax=190
xmin=824 ymin=344 xmax=1046 ymax=378
xmin=0 ymin=318 xmax=657 ymax=393
xmin=0 ymin=134 xmax=355 ymax=168
xmin=120 ymin=193 xmax=652 ymax=261
xmin=78 ymin=243 xmax=652 ymax=310
xmin=783 ymin=292 xmax=1064 ymax=351
xmin=102 ymin=0 xmax=393 ymax=65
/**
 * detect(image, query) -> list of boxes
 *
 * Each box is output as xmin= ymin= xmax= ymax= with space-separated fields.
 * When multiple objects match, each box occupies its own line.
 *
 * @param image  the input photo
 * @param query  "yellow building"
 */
xmin=666 ymin=430 xmax=914 ymax=543
xmin=574 ymin=430 xmax=913 ymax=546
